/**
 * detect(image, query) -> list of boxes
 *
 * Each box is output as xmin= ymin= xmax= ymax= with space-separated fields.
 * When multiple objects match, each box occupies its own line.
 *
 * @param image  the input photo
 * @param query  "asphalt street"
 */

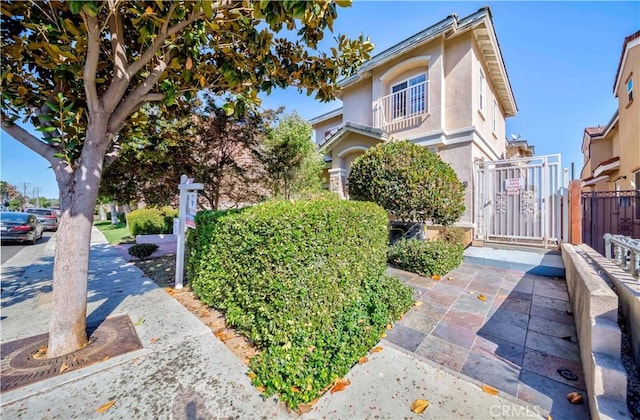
xmin=1 ymin=232 xmax=55 ymax=272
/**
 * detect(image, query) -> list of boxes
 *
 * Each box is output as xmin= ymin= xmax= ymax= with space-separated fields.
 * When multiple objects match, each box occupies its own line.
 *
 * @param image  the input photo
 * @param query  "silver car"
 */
xmin=24 ymin=208 xmax=58 ymax=231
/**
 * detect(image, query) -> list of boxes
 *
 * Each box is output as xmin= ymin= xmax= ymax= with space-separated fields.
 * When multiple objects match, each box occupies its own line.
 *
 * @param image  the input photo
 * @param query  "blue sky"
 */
xmin=1 ymin=1 xmax=638 ymax=199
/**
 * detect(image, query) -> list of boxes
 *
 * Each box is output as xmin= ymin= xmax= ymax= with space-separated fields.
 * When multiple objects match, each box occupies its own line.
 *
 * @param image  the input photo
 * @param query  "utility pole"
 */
xmin=17 ymin=182 xmax=30 ymax=211
xmin=33 ymin=187 xmax=40 ymax=208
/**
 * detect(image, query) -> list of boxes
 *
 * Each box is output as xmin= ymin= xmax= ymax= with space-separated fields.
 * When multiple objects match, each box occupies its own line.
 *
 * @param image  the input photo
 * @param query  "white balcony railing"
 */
xmin=372 ymin=80 xmax=429 ymax=129
xmin=604 ymin=233 xmax=640 ymax=277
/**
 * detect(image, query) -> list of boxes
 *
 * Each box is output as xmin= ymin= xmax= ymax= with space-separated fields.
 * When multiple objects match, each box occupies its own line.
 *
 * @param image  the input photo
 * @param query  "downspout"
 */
xmin=440 ymin=35 xmax=446 ymax=132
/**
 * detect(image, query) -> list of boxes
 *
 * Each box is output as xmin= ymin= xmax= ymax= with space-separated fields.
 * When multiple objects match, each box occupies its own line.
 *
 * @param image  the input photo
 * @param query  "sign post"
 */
xmin=175 ymin=175 xmax=203 ymax=289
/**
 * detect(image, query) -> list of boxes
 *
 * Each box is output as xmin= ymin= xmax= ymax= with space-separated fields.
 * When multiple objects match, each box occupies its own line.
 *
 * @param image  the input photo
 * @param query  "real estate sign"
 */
xmin=186 ymin=192 xmax=197 ymax=229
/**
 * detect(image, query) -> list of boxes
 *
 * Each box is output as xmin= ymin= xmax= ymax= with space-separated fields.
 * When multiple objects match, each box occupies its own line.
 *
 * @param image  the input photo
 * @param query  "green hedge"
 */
xmin=388 ymin=239 xmax=463 ymax=277
xmin=186 ymin=199 xmax=413 ymax=408
xmin=127 ymin=207 xmax=177 ymax=236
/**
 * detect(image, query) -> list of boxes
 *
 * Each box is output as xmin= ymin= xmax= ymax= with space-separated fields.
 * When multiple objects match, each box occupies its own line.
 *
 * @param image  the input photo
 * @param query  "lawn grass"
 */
xmin=94 ymin=220 xmax=135 ymax=244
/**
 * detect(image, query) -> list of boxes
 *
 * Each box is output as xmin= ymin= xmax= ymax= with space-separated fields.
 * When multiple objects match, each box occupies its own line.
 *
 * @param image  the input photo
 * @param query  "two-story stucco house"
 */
xmin=310 ymin=7 xmax=518 ymax=230
xmin=581 ymin=30 xmax=640 ymax=193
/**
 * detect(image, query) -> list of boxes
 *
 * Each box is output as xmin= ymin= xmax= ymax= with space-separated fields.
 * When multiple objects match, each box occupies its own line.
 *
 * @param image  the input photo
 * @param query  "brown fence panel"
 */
xmin=581 ymin=190 xmax=639 ymax=255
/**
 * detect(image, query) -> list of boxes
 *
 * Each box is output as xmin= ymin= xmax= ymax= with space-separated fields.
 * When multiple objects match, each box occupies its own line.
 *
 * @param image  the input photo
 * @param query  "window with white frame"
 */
xmin=627 ymin=78 xmax=634 ymax=102
xmin=479 ymin=69 xmax=486 ymax=112
xmin=391 ymin=74 xmax=427 ymax=120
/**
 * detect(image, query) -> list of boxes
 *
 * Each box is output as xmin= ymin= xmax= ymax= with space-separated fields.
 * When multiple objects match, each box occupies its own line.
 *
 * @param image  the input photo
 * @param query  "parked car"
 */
xmin=25 ymin=208 xmax=58 ymax=231
xmin=0 ymin=212 xmax=44 ymax=244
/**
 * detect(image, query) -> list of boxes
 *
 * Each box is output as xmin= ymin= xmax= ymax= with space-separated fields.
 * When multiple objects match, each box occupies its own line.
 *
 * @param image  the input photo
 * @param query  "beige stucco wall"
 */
xmin=444 ymin=33 xmax=473 ymax=132
xmin=438 ymin=142 xmax=475 ymax=224
xmin=471 ymin=37 xmax=507 ymax=157
xmin=341 ymin=79 xmax=373 ymax=126
xmin=616 ymin=43 xmax=640 ymax=191
xmin=329 ymin=133 xmax=381 ymax=171
xmin=312 ymin=114 xmax=343 ymax=145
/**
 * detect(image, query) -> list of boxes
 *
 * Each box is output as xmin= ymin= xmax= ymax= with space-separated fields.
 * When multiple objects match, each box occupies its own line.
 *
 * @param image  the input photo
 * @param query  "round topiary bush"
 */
xmin=128 ymin=243 xmax=159 ymax=260
xmin=347 ymin=140 xmax=465 ymax=225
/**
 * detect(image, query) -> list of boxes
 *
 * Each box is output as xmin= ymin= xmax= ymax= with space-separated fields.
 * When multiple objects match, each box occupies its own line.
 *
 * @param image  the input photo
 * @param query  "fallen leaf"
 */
xmin=214 ymin=330 xmax=235 ymax=342
xmin=481 ymin=384 xmax=499 ymax=395
xmin=144 ymin=6 xmax=154 ymax=14
xmin=448 ymin=276 xmax=455 ymax=281
xmin=477 ymin=294 xmax=487 ymax=301
xmin=133 ymin=317 xmax=145 ymax=326
xmin=59 ymin=363 xmax=69 ymax=374
xmin=298 ymin=403 xmax=313 ymax=414
xmin=547 ymin=416 xmax=553 ymax=420
xmin=370 ymin=346 xmax=383 ymax=353
xmin=410 ymin=399 xmax=429 ymax=414
xmin=431 ymin=274 xmax=441 ymax=281
xmin=101 ymin=355 xmax=110 ymax=362
xmin=380 ymin=333 xmax=387 ymax=338
xmin=298 ymin=397 xmax=320 ymax=414
xmin=96 ymin=400 xmax=116 ymax=413
xmin=248 ymin=372 xmax=256 ymax=380
xmin=566 ymin=392 xmax=583 ymax=404
xmin=330 ymin=378 xmax=350 ymax=394
xmin=256 ymin=386 xmax=265 ymax=392
xmin=149 ymin=337 xmax=159 ymax=343
xmin=290 ymin=386 xmax=301 ymax=393
xmin=414 ymin=301 xmax=423 ymax=307
xmin=33 ymin=346 xmax=47 ymax=359
xmin=386 ymin=323 xmax=393 ymax=330
xmin=358 ymin=356 xmax=369 ymax=365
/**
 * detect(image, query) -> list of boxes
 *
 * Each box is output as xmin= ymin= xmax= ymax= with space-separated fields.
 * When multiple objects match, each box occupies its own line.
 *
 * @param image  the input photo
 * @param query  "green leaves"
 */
xmin=2 ymin=0 xmax=373 ymax=177
xmin=348 ymin=141 xmax=466 ymax=225
xmin=187 ymin=199 xmax=413 ymax=409
xmin=388 ymin=239 xmax=463 ymax=278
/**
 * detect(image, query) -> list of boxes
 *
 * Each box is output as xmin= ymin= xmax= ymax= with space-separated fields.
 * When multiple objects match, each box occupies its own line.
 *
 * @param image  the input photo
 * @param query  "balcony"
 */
xmin=372 ymin=80 xmax=429 ymax=130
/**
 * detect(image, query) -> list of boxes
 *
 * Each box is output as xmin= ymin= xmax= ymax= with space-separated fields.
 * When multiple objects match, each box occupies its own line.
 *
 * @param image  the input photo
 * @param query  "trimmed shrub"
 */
xmin=348 ymin=141 xmax=465 ymax=225
xmin=127 ymin=207 xmax=177 ymax=236
xmin=388 ymin=238 xmax=463 ymax=277
xmin=127 ymin=208 xmax=165 ymax=236
xmin=187 ymin=199 xmax=413 ymax=409
xmin=160 ymin=206 xmax=178 ymax=233
xmin=128 ymin=243 xmax=159 ymax=260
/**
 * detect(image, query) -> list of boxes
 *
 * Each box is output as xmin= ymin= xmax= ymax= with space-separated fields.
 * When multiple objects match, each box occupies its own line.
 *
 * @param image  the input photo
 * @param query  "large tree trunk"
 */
xmin=47 ymin=126 xmax=109 ymax=358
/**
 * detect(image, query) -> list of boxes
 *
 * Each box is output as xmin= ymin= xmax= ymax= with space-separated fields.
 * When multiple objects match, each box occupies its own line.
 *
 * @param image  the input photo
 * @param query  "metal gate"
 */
xmin=475 ymin=154 xmax=562 ymax=247
xmin=582 ymin=190 xmax=639 ymax=256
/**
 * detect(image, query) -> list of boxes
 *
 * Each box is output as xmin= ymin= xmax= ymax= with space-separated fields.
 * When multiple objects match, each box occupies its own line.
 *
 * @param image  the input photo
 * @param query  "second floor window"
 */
xmin=627 ymin=78 xmax=633 ymax=103
xmin=392 ymin=74 xmax=427 ymax=119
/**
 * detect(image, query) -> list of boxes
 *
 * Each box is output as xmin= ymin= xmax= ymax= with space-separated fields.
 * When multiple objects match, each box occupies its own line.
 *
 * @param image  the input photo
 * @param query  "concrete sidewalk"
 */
xmin=1 ymin=228 xmax=538 ymax=419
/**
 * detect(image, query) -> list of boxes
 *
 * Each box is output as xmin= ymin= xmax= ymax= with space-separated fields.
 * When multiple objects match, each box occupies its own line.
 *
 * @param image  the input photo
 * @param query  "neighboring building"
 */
xmin=310 ymin=7 xmax=519 ymax=227
xmin=581 ymin=30 xmax=640 ymax=192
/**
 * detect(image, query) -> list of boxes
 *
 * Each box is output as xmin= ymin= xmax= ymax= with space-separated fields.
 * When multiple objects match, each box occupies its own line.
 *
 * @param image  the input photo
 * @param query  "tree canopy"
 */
xmin=347 ymin=141 xmax=466 ymax=225
xmin=101 ymin=97 xmax=280 ymax=209
xmin=257 ymin=112 xmax=324 ymax=199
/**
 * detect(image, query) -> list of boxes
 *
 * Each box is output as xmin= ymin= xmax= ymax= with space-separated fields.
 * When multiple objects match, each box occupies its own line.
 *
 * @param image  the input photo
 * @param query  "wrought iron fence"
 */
xmin=582 ymin=190 xmax=639 ymax=255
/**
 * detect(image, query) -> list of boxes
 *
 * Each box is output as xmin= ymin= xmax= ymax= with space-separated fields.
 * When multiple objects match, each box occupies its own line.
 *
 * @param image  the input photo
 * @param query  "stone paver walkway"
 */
xmin=386 ymin=263 xmax=590 ymax=420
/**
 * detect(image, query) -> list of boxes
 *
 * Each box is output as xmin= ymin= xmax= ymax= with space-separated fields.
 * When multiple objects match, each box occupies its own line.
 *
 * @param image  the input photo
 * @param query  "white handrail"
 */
xmin=604 ymin=233 xmax=640 ymax=277
xmin=372 ymin=80 xmax=429 ymax=129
